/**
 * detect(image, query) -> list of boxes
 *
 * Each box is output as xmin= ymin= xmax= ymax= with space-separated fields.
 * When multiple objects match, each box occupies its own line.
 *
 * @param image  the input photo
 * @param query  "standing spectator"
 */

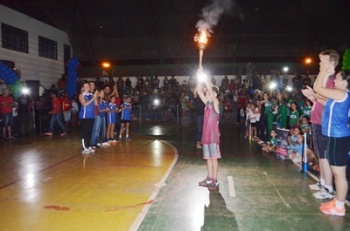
xmin=244 ymin=62 xmax=255 ymax=85
xmin=119 ymin=96 xmax=132 ymax=141
xmin=289 ymin=102 xmax=300 ymax=128
xmin=12 ymin=100 xmax=19 ymax=136
xmin=79 ymin=82 xmax=98 ymax=154
xmin=61 ymin=92 xmax=72 ymax=127
xmin=106 ymin=95 xmax=118 ymax=143
xmin=292 ymin=73 xmax=302 ymax=90
xmin=180 ymin=92 xmax=190 ymax=124
xmin=252 ymin=71 xmax=262 ymax=91
xmin=0 ymin=89 xmax=15 ymax=139
xmin=17 ymin=91 xmax=32 ymax=136
xmin=302 ymin=51 xmax=338 ymax=201
xmin=153 ymin=76 xmax=160 ymax=89
xmin=261 ymin=92 xmax=273 ymax=140
xmin=276 ymin=92 xmax=289 ymax=129
xmin=117 ymin=77 xmax=124 ymax=94
xmin=125 ymin=77 xmax=132 ymax=90
xmin=236 ymin=92 xmax=247 ymax=124
xmin=71 ymin=95 xmax=79 ymax=127
xmin=314 ymin=53 xmax=350 ymax=216
xmin=91 ymin=92 xmax=110 ymax=147
xmin=44 ymin=91 xmax=67 ymax=136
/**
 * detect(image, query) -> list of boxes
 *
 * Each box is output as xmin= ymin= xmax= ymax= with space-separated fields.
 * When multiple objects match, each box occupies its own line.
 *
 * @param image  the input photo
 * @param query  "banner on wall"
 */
xmin=276 ymin=128 xmax=289 ymax=158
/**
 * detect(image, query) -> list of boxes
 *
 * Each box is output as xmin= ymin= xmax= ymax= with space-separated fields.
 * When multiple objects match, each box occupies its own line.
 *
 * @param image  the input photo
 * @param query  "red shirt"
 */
xmin=0 ymin=95 xmax=14 ymax=114
xmin=52 ymin=97 xmax=62 ymax=114
xmin=61 ymin=97 xmax=71 ymax=111
xmin=237 ymin=96 xmax=247 ymax=108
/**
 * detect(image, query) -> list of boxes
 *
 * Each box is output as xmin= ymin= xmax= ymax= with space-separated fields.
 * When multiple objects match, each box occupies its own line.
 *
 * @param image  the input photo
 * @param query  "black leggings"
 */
xmin=80 ymin=119 xmax=94 ymax=149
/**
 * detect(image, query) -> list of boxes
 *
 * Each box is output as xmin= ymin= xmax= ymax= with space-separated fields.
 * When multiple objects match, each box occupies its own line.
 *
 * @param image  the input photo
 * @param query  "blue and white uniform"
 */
xmin=79 ymin=92 xmax=94 ymax=119
xmin=121 ymin=102 xmax=132 ymax=121
xmin=322 ymin=91 xmax=350 ymax=166
xmin=107 ymin=103 xmax=117 ymax=124
xmin=98 ymin=100 xmax=108 ymax=118
xmin=322 ymin=91 xmax=350 ymax=137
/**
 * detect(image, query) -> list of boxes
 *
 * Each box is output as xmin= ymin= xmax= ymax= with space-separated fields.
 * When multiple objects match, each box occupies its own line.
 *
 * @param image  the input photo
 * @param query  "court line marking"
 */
xmin=0 ymin=154 xmax=81 ymax=191
xmin=227 ymin=176 xmax=236 ymax=197
xmin=129 ymin=139 xmax=179 ymax=231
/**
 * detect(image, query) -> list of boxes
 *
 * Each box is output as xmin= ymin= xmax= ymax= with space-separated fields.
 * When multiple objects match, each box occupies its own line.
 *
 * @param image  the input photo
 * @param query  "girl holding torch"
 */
xmin=196 ymin=70 xmax=221 ymax=191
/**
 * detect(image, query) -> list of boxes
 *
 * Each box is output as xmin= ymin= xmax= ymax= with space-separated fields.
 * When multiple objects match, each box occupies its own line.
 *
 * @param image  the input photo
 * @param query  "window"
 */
xmin=1 ymin=23 xmax=28 ymax=53
xmin=39 ymin=36 xmax=57 ymax=60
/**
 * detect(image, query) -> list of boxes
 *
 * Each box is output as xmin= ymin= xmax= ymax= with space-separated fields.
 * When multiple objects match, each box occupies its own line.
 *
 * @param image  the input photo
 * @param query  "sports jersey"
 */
xmin=79 ymin=92 xmax=94 ymax=119
xmin=322 ymin=91 xmax=350 ymax=137
xmin=98 ymin=100 xmax=108 ymax=117
xmin=107 ymin=102 xmax=117 ymax=124
xmin=120 ymin=102 xmax=132 ymax=121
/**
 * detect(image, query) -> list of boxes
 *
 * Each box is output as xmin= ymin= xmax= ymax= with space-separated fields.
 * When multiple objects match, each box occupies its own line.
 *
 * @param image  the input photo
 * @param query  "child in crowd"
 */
xmin=244 ymin=102 xmax=252 ymax=139
xmin=71 ymin=95 xmax=79 ymax=127
xmin=249 ymin=104 xmax=258 ymax=140
xmin=289 ymin=102 xmax=300 ymax=128
xmin=96 ymin=95 xmax=110 ymax=146
xmin=300 ymin=116 xmax=311 ymax=145
xmin=119 ymin=95 xmax=132 ymax=141
xmin=106 ymin=95 xmax=118 ymax=143
xmin=288 ymin=133 xmax=304 ymax=164
xmin=288 ymin=133 xmax=317 ymax=166
xmin=262 ymin=129 xmax=277 ymax=153
xmin=287 ymin=126 xmax=301 ymax=149
xmin=301 ymin=98 xmax=312 ymax=118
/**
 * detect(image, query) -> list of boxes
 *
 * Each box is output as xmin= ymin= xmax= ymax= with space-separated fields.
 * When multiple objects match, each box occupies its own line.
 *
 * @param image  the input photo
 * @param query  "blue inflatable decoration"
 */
xmin=67 ymin=58 xmax=80 ymax=99
xmin=0 ymin=61 xmax=19 ymax=85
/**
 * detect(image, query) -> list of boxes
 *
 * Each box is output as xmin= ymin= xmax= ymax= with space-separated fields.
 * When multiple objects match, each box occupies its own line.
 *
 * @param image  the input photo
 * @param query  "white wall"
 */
xmin=0 ymin=4 xmax=71 ymax=88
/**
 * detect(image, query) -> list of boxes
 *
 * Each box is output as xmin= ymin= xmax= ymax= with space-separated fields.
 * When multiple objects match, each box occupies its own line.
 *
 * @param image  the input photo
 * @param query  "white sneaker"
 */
xmin=88 ymin=147 xmax=96 ymax=153
xmin=309 ymin=182 xmax=322 ymax=191
xmin=101 ymin=142 xmax=110 ymax=146
xmin=82 ymin=148 xmax=90 ymax=154
xmin=313 ymin=189 xmax=335 ymax=200
xmin=96 ymin=143 xmax=101 ymax=147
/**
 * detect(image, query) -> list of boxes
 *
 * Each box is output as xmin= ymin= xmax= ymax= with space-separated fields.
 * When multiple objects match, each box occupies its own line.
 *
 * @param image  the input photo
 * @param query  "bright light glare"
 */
xmin=286 ymin=85 xmax=293 ymax=92
xmin=197 ymin=72 xmax=207 ymax=82
xmin=269 ymin=82 xmax=277 ymax=90
xmin=22 ymin=87 xmax=29 ymax=94
xmin=154 ymin=99 xmax=160 ymax=106
xmin=283 ymin=67 xmax=289 ymax=73
xmin=305 ymin=58 xmax=312 ymax=65
xmin=102 ymin=62 xmax=111 ymax=68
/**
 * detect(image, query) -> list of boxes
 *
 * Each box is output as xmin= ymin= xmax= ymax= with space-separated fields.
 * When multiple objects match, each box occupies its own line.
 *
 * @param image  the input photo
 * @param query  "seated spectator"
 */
xmin=288 ymin=133 xmax=317 ymax=167
xmin=262 ymin=129 xmax=277 ymax=153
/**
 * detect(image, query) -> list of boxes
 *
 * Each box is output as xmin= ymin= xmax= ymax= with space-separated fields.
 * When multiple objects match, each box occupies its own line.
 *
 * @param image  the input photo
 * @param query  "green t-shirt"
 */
xmin=289 ymin=110 xmax=300 ymax=127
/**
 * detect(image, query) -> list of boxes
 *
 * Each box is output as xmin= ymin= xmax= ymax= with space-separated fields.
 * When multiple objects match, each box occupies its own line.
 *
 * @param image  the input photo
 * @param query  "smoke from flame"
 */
xmin=196 ymin=0 xmax=232 ymax=34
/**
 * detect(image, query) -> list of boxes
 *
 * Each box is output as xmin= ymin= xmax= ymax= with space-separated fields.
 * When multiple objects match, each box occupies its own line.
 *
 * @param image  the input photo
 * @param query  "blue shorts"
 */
xmin=107 ymin=113 xmax=116 ymax=124
xmin=1 ymin=113 xmax=13 ymax=127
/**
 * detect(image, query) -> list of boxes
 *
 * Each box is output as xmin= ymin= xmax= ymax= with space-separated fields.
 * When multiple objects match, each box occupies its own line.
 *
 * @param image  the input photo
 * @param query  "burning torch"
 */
xmin=194 ymin=30 xmax=209 ymax=70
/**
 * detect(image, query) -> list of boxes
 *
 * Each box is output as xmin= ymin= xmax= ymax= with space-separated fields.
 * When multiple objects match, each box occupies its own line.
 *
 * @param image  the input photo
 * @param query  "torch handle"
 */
xmin=199 ymin=49 xmax=204 ymax=69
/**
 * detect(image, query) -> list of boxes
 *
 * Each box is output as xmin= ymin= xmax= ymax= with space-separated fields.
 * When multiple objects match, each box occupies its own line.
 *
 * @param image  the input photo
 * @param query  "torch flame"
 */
xmin=194 ymin=30 xmax=209 ymax=45
xmin=194 ymin=29 xmax=210 ymax=69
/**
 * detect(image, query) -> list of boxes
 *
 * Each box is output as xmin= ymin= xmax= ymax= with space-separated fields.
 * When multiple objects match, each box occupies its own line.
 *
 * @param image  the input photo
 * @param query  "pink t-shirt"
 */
xmin=310 ymin=75 xmax=335 ymax=125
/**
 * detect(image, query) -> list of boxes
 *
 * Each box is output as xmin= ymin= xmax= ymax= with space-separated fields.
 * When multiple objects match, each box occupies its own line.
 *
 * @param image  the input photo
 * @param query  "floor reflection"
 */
xmin=201 ymin=191 xmax=238 ymax=231
xmin=323 ymin=214 xmax=345 ymax=231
